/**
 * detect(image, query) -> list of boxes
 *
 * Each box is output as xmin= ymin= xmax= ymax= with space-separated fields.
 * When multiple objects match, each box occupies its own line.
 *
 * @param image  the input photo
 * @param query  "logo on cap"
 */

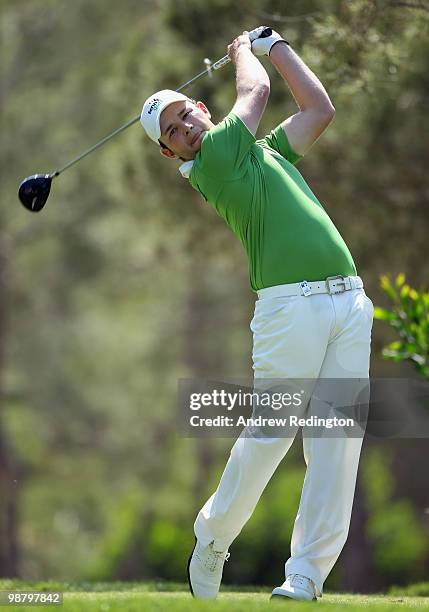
xmin=147 ymin=99 xmax=162 ymax=115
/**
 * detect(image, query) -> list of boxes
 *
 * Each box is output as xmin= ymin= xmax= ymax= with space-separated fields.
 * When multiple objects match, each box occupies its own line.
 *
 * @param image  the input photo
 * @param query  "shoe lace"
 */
xmin=289 ymin=574 xmax=311 ymax=588
xmin=203 ymin=545 xmax=230 ymax=572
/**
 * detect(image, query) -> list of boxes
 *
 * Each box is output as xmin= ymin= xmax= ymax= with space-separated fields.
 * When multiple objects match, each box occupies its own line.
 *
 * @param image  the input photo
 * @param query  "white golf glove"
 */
xmin=248 ymin=26 xmax=287 ymax=56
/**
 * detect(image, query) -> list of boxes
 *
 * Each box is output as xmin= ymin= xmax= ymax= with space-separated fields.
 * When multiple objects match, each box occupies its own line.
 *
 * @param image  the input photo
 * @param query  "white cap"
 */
xmin=140 ymin=89 xmax=189 ymax=143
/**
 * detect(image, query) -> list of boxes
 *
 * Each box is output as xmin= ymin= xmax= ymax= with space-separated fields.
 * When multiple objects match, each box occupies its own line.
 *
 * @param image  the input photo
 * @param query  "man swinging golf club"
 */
xmin=140 ymin=27 xmax=374 ymax=602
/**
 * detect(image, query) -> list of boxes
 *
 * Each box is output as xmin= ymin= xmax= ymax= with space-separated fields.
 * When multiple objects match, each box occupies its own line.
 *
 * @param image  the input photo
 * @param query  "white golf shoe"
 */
xmin=271 ymin=573 xmax=318 ymax=601
xmin=187 ymin=539 xmax=230 ymax=599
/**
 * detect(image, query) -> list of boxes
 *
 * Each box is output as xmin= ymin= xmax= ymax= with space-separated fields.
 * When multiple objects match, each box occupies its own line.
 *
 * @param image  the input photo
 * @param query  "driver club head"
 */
xmin=18 ymin=174 xmax=53 ymax=212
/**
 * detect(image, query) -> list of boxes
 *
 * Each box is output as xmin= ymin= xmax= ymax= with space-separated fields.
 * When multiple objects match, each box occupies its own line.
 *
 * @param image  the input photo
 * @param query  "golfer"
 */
xmin=140 ymin=27 xmax=373 ymax=602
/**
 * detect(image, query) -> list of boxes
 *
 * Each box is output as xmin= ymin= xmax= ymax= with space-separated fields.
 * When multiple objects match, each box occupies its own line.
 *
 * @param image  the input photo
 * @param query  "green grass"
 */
xmin=0 ymin=581 xmax=427 ymax=611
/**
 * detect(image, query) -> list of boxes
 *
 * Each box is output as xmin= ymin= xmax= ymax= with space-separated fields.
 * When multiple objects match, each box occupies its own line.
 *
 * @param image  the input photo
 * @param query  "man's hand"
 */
xmin=227 ymin=33 xmax=251 ymax=64
xmin=247 ymin=26 xmax=267 ymax=42
xmin=249 ymin=26 xmax=286 ymax=56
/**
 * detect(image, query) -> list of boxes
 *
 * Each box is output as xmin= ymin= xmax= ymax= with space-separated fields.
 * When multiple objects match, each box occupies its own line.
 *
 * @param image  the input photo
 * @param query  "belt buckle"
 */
xmin=300 ymin=280 xmax=312 ymax=297
xmin=326 ymin=275 xmax=346 ymax=295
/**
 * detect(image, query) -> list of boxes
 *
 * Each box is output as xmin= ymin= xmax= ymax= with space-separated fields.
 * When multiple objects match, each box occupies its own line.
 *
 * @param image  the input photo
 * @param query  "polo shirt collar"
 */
xmin=179 ymin=160 xmax=194 ymax=179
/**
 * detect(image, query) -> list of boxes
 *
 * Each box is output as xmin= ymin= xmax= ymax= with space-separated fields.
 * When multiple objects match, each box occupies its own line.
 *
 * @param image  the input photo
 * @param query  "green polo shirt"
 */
xmin=188 ymin=112 xmax=356 ymax=291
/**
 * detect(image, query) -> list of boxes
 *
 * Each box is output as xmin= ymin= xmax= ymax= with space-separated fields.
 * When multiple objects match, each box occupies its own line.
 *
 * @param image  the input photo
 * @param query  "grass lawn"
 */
xmin=0 ymin=581 xmax=428 ymax=611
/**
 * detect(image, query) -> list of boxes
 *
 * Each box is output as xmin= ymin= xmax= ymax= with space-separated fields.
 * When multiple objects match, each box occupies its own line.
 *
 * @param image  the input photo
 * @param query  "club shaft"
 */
xmin=52 ymin=55 xmax=231 ymax=178
xmin=51 ymin=115 xmax=141 ymax=177
xmin=175 ymin=54 xmax=230 ymax=92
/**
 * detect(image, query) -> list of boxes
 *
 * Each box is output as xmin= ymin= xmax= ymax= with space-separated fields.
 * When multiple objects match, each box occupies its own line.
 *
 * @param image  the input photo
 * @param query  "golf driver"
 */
xmin=18 ymin=28 xmax=272 ymax=212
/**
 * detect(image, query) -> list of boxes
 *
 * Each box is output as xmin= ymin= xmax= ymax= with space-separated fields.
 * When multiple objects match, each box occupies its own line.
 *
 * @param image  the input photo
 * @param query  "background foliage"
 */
xmin=0 ymin=0 xmax=428 ymax=593
xmin=375 ymin=275 xmax=429 ymax=377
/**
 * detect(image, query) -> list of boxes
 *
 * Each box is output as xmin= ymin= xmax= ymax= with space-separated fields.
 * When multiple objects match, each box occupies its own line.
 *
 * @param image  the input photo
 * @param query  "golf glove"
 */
xmin=248 ymin=26 xmax=288 ymax=56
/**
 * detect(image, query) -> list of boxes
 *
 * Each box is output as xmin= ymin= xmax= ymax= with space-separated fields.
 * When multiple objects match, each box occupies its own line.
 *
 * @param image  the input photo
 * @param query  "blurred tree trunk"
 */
xmin=339 ymin=469 xmax=383 ymax=593
xmin=183 ymin=254 xmax=217 ymax=505
xmin=0 ymin=430 xmax=18 ymax=577
xmin=0 ymin=230 xmax=18 ymax=577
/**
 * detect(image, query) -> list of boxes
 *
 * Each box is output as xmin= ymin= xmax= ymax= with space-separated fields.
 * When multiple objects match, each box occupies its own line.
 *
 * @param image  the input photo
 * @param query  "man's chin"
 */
xmin=192 ymin=130 xmax=206 ymax=150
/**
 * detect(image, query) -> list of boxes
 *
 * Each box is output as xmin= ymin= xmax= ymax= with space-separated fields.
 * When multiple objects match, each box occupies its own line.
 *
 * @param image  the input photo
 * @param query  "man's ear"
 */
xmin=159 ymin=146 xmax=178 ymax=160
xmin=196 ymin=101 xmax=211 ymax=120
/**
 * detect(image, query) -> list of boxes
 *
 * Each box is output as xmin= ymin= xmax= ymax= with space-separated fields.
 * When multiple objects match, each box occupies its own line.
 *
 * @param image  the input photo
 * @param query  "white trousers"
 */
xmin=194 ymin=285 xmax=374 ymax=596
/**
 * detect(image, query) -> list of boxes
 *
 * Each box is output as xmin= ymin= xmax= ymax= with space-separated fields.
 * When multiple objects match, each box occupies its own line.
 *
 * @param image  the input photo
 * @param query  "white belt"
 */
xmin=257 ymin=275 xmax=363 ymax=299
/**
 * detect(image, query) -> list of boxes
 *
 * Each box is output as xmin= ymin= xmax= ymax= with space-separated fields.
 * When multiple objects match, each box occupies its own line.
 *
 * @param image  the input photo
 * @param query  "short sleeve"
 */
xmin=257 ymin=125 xmax=303 ymax=166
xmin=198 ymin=112 xmax=256 ymax=179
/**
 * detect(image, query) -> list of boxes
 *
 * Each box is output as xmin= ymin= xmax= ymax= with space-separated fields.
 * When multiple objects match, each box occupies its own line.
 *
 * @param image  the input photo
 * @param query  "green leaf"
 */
xmin=380 ymin=275 xmax=398 ymax=301
xmin=386 ymin=341 xmax=402 ymax=350
xmin=373 ymin=306 xmax=397 ymax=321
xmin=395 ymin=273 xmax=406 ymax=288
xmin=400 ymin=284 xmax=410 ymax=298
